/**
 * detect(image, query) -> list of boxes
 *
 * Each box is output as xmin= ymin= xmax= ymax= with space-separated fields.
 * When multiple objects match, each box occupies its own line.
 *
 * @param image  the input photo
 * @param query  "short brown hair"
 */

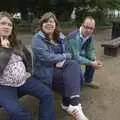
xmin=83 ymin=16 xmax=95 ymax=25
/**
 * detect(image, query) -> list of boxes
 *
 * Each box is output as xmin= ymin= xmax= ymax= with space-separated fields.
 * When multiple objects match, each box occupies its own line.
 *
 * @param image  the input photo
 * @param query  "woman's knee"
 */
xmin=34 ymin=85 xmax=54 ymax=100
xmin=40 ymin=90 xmax=54 ymax=100
xmin=67 ymin=60 xmax=78 ymax=64
xmin=67 ymin=60 xmax=79 ymax=67
xmin=64 ymin=60 xmax=80 ymax=71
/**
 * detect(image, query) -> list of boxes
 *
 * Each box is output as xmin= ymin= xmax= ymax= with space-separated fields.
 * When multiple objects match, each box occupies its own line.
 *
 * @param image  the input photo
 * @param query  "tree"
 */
xmin=1 ymin=0 xmax=120 ymax=23
xmin=75 ymin=0 xmax=120 ymax=26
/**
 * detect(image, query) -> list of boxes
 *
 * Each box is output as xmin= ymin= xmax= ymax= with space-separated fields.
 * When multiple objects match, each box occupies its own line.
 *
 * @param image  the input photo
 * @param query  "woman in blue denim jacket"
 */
xmin=32 ymin=12 xmax=89 ymax=120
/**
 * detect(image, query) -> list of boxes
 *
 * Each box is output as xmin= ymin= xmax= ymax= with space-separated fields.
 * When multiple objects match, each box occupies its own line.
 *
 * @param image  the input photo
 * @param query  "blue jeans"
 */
xmin=52 ymin=60 xmax=83 ymax=97
xmin=0 ymin=76 xmax=56 ymax=120
xmin=84 ymin=65 xmax=95 ymax=83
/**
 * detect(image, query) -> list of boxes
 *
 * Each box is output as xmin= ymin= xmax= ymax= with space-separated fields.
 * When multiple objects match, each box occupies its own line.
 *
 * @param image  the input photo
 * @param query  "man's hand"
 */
xmin=90 ymin=60 xmax=103 ymax=69
xmin=96 ymin=60 xmax=103 ymax=68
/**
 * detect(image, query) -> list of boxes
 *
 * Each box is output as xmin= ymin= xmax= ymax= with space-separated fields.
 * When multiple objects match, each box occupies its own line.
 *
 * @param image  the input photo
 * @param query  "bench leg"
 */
xmin=104 ymin=47 xmax=118 ymax=57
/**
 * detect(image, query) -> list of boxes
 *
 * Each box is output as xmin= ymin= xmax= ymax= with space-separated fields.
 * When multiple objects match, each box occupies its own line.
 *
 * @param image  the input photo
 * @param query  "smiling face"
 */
xmin=42 ymin=17 xmax=56 ymax=35
xmin=0 ymin=16 xmax=13 ymax=38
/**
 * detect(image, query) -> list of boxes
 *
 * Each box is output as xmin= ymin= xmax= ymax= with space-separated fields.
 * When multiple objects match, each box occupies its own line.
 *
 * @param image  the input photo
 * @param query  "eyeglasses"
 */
xmin=83 ymin=25 xmax=94 ymax=30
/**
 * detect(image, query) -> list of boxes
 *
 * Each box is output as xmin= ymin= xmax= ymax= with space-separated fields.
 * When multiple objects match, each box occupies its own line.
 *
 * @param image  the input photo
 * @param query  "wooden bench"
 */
xmin=101 ymin=37 xmax=120 ymax=56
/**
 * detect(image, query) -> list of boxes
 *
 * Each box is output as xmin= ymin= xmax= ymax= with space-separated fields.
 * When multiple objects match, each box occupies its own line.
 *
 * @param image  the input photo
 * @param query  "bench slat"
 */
xmin=101 ymin=37 xmax=120 ymax=48
xmin=101 ymin=37 xmax=120 ymax=56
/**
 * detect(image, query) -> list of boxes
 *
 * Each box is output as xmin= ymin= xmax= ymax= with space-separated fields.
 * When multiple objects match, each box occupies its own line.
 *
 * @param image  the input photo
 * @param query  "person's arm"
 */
xmin=67 ymin=37 xmax=92 ymax=65
xmin=32 ymin=35 xmax=70 ymax=64
xmin=22 ymin=45 xmax=32 ymax=73
xmin=86 ymin=38 xmax=104 ymax=69
xmin=86 ymin=37 xmax=96 ymax=61
xmin=17 ymin=40 xmax=32 ymax=73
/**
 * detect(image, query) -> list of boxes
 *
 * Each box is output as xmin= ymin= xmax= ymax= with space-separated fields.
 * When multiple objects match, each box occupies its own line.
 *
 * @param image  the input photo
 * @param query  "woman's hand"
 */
xmin=56 ymin=60 xmax=66 ymax=68
xmin=0 ymin=36 xmax=10 ymax=48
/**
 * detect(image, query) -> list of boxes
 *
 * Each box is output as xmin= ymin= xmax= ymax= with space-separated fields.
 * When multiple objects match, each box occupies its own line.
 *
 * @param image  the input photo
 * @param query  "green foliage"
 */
xmin=60 ymin=21 xmax=77 ymax=28
xmin=1 ymin=0 xmax=120 ymax=25
xmin=74 ymin=0 xmax=120 ymax=26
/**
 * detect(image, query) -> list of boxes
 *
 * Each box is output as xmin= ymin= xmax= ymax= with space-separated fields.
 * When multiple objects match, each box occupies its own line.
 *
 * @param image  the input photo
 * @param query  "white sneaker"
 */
xmin=61 ymin=104 xmax=89 ymax=120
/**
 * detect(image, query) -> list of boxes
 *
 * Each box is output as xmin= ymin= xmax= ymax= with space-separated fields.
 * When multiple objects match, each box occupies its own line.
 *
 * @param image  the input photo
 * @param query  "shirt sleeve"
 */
xmin=67 ymin=37 xmax=93 ymax=65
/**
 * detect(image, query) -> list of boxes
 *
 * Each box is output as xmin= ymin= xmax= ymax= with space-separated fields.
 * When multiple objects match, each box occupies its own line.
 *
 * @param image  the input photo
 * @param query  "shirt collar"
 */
xmin=79 ymin=27 xmax=90 ymax=41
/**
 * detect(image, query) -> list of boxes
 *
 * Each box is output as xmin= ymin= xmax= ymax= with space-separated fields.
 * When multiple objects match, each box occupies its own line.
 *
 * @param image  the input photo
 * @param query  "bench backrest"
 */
xmin=101 ymin=37 xmax=120 ymax=48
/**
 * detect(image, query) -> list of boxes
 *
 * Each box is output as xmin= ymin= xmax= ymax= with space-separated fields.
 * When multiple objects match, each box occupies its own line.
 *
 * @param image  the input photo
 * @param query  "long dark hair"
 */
xmin=39 ymin=12 xmax=60 ymax=42
xmin=0 ymin=11 xmax=19 ymax=47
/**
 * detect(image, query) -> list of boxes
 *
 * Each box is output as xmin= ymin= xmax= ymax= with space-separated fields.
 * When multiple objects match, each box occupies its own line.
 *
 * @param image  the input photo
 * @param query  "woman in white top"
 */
xmin=0 ymin=12 xmax=56 ymax=120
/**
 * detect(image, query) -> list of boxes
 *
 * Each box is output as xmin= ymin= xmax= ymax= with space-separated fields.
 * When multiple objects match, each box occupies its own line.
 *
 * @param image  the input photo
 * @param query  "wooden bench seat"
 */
xmin=101 ymin=37 xmax=120 ymax=56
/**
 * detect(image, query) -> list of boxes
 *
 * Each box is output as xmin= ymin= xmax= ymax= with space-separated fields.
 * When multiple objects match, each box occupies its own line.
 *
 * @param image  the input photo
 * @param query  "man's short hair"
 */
xmin=83 ymin=16 xmax=95 ymax=25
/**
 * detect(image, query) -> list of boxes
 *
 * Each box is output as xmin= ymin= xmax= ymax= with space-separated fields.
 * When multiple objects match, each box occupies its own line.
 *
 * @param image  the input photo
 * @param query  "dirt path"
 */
xmin=81 ymin=29 xmax=120 ymax=120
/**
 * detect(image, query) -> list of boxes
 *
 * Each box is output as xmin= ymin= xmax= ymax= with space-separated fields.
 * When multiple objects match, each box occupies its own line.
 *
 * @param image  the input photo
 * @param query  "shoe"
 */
xmin=84 ymin=81 xmax=100 ymax=89
xmin=61 ymin=104 xmax=89 ymax=120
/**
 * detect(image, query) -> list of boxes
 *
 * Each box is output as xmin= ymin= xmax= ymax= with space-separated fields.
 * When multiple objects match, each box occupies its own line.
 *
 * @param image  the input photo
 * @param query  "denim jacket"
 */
xmin=32 ymin=31 xmax=70 ymax=86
